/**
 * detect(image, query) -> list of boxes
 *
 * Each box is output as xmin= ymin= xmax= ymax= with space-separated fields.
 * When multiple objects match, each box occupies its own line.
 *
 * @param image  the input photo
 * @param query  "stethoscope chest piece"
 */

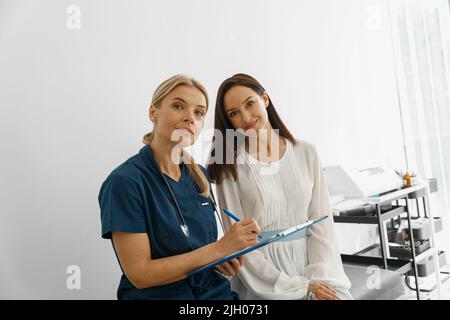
xmin=151 ymin=151 xmax=222 ymax=240
xmin=181 ymin=224 xmax=190 ymax=238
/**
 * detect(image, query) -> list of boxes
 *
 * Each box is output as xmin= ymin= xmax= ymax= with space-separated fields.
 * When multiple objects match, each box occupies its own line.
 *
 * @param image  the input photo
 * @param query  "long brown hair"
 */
xmin=143 ymin=74 xmax=210 ymax=198
xmin=207 ymin=73 xmax=296 ymax=184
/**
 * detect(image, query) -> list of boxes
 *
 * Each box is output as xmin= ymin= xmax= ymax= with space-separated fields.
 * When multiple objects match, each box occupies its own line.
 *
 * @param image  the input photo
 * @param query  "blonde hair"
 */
xmin=143 ymin=74 xmax=210 ymax=198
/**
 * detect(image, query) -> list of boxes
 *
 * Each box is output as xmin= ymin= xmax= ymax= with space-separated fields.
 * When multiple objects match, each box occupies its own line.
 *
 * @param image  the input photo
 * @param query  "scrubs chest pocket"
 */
xmin=197 ymin=201 xmax=219 ymax=241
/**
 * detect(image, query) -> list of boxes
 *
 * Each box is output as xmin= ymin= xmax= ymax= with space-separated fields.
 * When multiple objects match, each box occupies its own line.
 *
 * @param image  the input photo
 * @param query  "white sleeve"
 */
xmin=216 ymin=175 xmax=310 ymax=300
xmin=303 ymin=145 xmax=352 ymax=291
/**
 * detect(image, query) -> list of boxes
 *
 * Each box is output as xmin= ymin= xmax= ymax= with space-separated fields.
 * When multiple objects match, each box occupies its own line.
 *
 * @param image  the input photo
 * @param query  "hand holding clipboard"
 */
xmin=189 ymin=214 xmax=328 ymax=277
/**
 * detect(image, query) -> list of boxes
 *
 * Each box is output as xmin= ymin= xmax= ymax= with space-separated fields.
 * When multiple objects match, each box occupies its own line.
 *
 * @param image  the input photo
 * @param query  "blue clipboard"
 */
xmin=188 ymin=215 xmax=328 ymax=277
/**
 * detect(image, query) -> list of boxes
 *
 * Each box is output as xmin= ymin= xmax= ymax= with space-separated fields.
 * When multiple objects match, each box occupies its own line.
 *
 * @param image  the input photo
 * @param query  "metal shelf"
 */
xmin=341 ymin=253 xmax=412 ymax=274
xmin=333 ymin=205 xmax=406 ymax=224
xmin=363 ymin=183 xmax=429 ymax=204
xmin=334 ymin=182 xmax=443 ymax=299
xmin=351 ymin=243 xmax=435 ymax=263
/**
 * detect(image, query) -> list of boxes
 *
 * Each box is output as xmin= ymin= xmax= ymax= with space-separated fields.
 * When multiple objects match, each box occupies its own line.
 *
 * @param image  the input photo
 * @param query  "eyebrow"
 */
xmin=225 ymin=96 xmax=253 ymax=113
xmin=242 ymin=96 xmax=253 ymax=104
xmin=172 ymin=97 xmax=187 ymax=104
xmin=172 ymin=97 xmax=207 ymax=109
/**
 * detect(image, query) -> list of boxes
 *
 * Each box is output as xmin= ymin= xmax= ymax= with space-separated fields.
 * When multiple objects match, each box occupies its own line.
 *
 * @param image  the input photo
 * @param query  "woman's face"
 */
xmin=150 ymin=85 xmax=207 ymax=147
xmin=223 ymin=85 xmax=270 ymax=137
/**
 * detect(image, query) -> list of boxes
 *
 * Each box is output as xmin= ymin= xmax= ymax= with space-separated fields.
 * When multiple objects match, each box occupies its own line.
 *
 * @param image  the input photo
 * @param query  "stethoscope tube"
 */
xmin=209 ymin=185 xmax=226 ymax=236
xmin=159 ymin=171 xmax=191 ymax=237
xmin=154 ymin=158 xmax=225 ymax=239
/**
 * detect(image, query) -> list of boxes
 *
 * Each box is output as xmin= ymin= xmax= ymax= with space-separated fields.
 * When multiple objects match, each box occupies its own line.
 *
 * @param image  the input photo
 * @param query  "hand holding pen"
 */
xmin=216 ymin=209 xmax=262 ymax=256
xmin=223 ymin=208 xmax=262 ymax=240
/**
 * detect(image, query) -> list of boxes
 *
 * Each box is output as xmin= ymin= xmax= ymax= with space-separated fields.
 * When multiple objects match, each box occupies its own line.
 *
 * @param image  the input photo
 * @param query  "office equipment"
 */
xmin=188 ymin=215 xmax=328 ymax=276
xmin=324 ymin=165 xmax=404 ymax=198
xmin=329 ymin=194 xmax=346 ymax=206
xmin=338 ymin=203 xmax=376 ymax=217
xmin=331 ymin=198 xmax=393 ymax=217
xmin=333 ymin=180 xmax=444 ymax=300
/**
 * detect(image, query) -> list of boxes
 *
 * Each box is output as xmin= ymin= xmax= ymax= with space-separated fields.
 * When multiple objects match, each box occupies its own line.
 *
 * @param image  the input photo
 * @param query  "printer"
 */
xmin=324 ymin=165 xmax=404 ymax=216
xmin=324 ymin=165 xmax=404 ymax=198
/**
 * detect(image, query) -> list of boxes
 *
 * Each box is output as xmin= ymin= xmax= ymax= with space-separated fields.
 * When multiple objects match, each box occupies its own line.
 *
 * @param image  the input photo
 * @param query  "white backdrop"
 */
xmin=0 ymin=0 xmax=406 ymax=299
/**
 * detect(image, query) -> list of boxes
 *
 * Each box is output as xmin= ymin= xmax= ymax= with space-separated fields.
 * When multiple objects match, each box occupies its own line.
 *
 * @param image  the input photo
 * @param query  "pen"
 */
xmin=223 ymin=208 xmax=262 ymax=239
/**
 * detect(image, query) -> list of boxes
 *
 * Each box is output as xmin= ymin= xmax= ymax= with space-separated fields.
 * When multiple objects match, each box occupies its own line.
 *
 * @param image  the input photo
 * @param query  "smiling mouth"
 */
xmin=245 ymin=119 xmax=258 ymax=130
xmin=177 ymin=128 xmax=194 ymax=135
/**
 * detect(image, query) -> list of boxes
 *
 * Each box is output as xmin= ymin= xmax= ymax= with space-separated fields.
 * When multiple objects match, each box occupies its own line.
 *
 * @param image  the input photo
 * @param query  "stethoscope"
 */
xmin=154 ymin=157 xmax=225 ymax=239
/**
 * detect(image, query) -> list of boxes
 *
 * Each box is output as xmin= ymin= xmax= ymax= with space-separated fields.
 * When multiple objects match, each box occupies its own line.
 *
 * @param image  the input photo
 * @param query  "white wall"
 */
xmin=0 ymin=0 xmax=406 ymax=299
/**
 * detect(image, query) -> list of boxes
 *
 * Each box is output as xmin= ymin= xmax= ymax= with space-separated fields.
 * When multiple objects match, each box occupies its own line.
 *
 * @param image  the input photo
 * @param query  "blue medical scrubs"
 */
xmin=98 ymin=145 xmax=238 ymax=300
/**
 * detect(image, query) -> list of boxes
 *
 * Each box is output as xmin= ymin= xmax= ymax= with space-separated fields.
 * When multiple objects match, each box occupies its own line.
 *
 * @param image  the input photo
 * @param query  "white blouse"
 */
xmin=215 ymin=139 xmax=352 ymax=300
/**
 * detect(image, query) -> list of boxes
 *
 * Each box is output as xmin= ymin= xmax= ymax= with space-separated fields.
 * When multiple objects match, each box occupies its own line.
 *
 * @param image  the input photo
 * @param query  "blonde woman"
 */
xmin=98 ymin=75 xmax=260 ymax=300
xmin=208 ymin=74 xmax=352 ymax=300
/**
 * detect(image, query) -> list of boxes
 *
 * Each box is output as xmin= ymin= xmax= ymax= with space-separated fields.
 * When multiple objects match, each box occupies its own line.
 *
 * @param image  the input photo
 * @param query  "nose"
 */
xmin=242 ymin=110 xmax=253 ymax=124
xmin=183 ymin=110 xmax=195 ymax=124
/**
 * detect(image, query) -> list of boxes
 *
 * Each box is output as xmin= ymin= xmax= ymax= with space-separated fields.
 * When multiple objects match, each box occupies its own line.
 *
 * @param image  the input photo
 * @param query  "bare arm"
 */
xmin=112 ymin=218 xmax=260 ymax=289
